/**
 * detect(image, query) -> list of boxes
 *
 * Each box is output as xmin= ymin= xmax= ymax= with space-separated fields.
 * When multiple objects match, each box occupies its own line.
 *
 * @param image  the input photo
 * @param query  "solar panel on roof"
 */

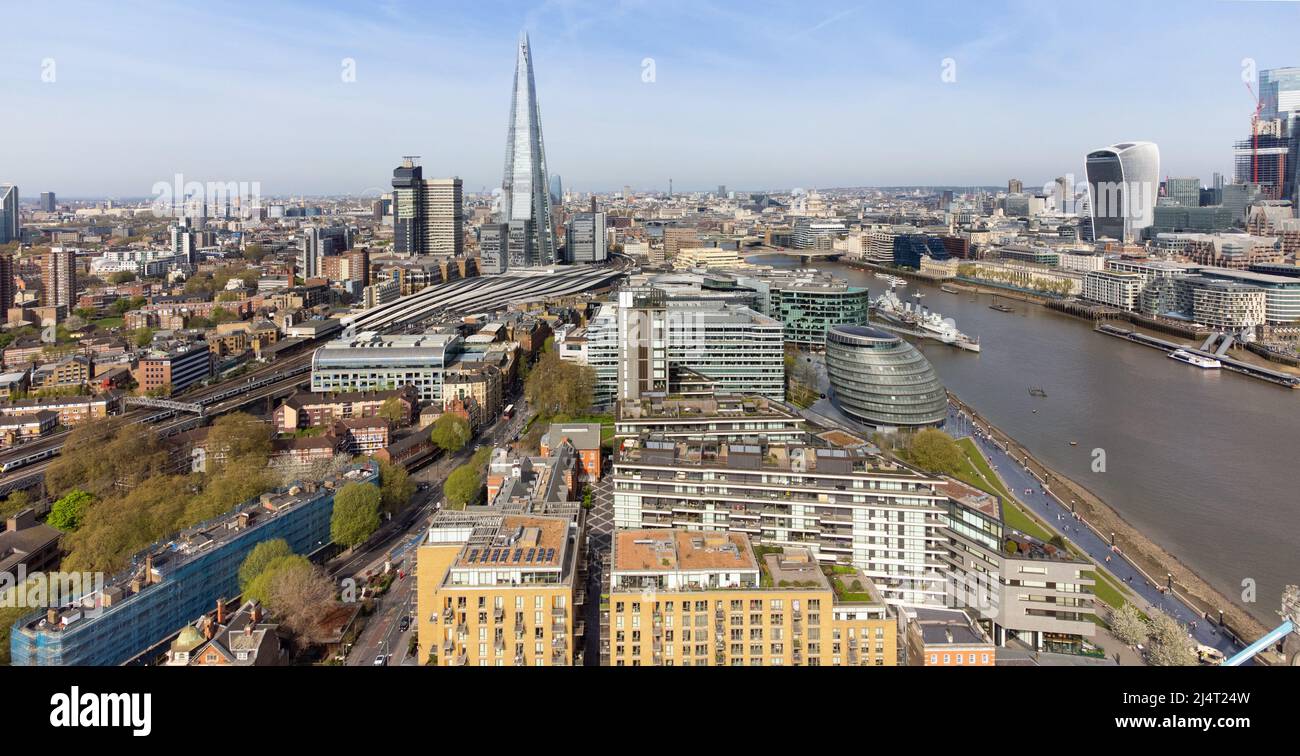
xmin=468 ymin=549 xmax=479 ymax=562
xmin=514 ymin=549 xmax=523 ymax=562
xmin=526 ymin=548 xmax=536 ymax=562
xmin=545 ymin=548 xmax=555 ymax=562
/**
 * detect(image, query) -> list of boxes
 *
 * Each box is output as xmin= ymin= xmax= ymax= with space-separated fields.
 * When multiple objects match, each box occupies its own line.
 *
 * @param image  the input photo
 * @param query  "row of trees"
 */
xmin=1109 ymin=603 xmax=1200 ymax=666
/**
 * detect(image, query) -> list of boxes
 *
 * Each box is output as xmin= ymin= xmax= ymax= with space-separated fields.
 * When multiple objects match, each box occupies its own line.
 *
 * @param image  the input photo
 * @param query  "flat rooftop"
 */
xmin=617 ymin=438 xmax=927 ymax=479
xmin=613 ymin=530 xmax=756 ymax=573
xmin=617 ymin=394 xmax=798 ymax=421
xmin=453 ymin=515 xmax=568 ymax=570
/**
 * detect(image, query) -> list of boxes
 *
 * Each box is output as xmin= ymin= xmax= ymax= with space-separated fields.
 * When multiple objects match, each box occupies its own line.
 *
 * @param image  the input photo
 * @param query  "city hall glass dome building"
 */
xmin=824 ymin=325 xmax=947 ymax=429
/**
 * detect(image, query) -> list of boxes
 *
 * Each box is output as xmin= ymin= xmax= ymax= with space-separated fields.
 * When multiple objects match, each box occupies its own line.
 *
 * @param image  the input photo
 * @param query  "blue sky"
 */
xmin=1 ymin=0 xmax=1297 ymax=197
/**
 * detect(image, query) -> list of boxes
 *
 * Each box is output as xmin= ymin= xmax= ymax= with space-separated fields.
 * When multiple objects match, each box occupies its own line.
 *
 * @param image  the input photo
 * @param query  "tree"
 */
xmin=444 ymin=447 xmax=493 ymax=509
xmin=45 ymin=417 xmax=168 ymax=499
xmin=429 ymin=413 xmax=471 ymax=453
xmin=109 ymin=271 xmax=137 ymax=284
xmin=261 ymin=555 xmax=335 ymax=646
xmin=1108 ymin=602 xmax=1148 ymax=646
xmin=243 ymin=553 xmax=310 ymax=605
xmin=378 ymin=460 xmax=414 ymax=515
xmin=204 ymin=412 xmax=272 ymax=470
xmin=378 ymin=396 xmax=407 ymax=426
xmin=1146 ymin=610 xmax=1198 ymax=666
xmin=47 ymin=489 xmax=93 ymax=531
xmin=906 ymin=428 xmax=964 ymax=475
xmin=0 ymin=490 xmax=32 ymax=520
xmin=330 ymin=482 xmax=381 ymax=548
xmin=524 ymin=351 xmax=595 ymax=417
xmin=131 ymin=327 xmax=154 ymax=348
xmin=238 ymin=538 xmax=293 ymax=592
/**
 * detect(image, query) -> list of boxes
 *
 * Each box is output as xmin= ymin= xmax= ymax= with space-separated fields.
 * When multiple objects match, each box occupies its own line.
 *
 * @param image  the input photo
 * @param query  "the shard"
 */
xmin=499 ymin=32 xmax=556 ymax=267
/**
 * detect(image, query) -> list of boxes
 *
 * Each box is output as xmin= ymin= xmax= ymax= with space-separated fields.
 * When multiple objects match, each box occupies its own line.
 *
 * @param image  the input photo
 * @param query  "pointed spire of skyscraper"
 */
xmin=500 ymin=31 xmax=556 ymax=267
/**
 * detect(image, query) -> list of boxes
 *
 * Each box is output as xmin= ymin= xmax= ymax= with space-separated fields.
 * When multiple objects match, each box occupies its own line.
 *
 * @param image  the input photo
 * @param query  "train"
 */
xmin=0 ymin=445 xmax=60 ymax=474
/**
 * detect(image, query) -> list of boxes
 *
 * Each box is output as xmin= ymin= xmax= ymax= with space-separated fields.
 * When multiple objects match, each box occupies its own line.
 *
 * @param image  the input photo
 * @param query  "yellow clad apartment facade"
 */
xmin=607 ymin=529 xmax=896 ymax=666
xmin=417 ymin=513 xmax=580 ymax=666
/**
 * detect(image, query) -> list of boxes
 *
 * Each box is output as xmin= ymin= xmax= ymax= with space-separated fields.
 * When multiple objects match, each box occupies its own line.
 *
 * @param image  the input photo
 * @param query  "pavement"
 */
xmin=583 ymin=476 xmax=614 ymax=666
xmin=945 ymin=403 xmax=1244 ymax=660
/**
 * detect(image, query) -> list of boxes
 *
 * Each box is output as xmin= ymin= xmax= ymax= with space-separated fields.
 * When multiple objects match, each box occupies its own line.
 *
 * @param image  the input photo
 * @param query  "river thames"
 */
xmin=752 ymin=253 xmax=1299 ymax=625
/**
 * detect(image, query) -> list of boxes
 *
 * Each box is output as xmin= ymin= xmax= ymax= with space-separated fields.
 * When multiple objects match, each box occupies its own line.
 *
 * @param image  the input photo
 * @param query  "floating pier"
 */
xmin=1095 ymin=323 xmax=1300 ymax=388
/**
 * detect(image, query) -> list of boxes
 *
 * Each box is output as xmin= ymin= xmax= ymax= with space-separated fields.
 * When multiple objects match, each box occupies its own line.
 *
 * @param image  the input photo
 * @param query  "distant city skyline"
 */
xmin=2 ymin=0 xmax=1298 ymax=196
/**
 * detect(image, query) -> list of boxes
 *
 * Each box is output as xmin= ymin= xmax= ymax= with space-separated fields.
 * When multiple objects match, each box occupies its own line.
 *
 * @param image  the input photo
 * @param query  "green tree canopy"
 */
xmin=204 ymin=412 xmax=272 ymax=470
xmin=47 ymin=489 xmax=93 ymax=531
xmin=905 ymin=428 xmax=964 ymax=475
xmin=378 ymin=460 xmax=414 ymax=515
xmin=239 ymin=538 xmax=294 ymax=593
xmin=378 ymin=396 xmax=407 ymax=426
xmin=524 ymin=351 xmax=595 ymax=418
xmin=429 ymin=413 xmax=471 ymax=453
xmin=243 ymin=553 xmax=311 ymax=605
xmin=443 ymin=448 xmax=493 ymax=509
xmin=330 ymin=482 xmax=381 ymax=548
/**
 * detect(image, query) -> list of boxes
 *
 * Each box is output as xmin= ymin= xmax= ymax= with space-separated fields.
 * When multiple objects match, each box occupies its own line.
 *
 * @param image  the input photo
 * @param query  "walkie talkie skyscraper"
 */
xmin=499 ymin=32 xmax=556 ymax=268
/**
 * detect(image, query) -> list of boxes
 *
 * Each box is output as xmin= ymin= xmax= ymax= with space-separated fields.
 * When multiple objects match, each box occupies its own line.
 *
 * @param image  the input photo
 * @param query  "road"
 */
xmin=946 ymin=403 xmax=1244 ymax=659
xmin=340 ymin=399 xmax=532 ymax=666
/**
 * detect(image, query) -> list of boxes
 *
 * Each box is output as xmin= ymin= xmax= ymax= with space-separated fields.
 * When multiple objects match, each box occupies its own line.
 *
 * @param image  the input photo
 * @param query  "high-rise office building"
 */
xmin=1084 ymin=141 xmax=1160 ymax=242
xmin=566 ymin=211 xmax=606 ymax=263
xmin=1007 ymin=178 xmax=1023 ymax=194
xmin=1259 ymin=67 xmax=1300 ymax=126
xmin=479 ymin=222 xmax=509 ymax=274
xmin=391 ymin=159 xmax=463 ymax=256
xmin=41 ymin=247 xmax=77 ymax=309
xmin=0 ymin=185 xmax=18 ymax=244
xmin=39 ymin=192 xmax=56 ymax=213
xmin=1165 ymin=177 xmax=1201 ymax=207
xmin=392 ymin=157 xmax=425 ymax=255
xmin=499 ymin=32 xmax=557 ymax=266
xmin=424 ymin=177 xmax=464 ymax=256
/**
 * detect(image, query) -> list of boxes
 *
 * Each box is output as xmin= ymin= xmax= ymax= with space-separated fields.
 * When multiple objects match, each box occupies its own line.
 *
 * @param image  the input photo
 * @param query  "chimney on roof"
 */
xmin=945 ymin=628 xmax=953 ymax=644
xmin=249 ymin=602 xmax=261 ymax=625
xmin=216 ymin=598 xmax=226 ymax=625
xmin=202 ymin=615 xmax=214 ymax=640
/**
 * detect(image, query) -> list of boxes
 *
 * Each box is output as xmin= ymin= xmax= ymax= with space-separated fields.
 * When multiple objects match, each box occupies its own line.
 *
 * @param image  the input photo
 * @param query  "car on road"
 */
xmin=399 ymin=617 xmax=410 ymax=632
xmin=373 ymin=654 xmax=388 ymax=666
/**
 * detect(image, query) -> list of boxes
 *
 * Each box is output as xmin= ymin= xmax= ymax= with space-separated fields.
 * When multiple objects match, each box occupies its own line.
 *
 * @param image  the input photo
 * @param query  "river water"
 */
xmin=750 ymin=253 xmax=1299 ymax=626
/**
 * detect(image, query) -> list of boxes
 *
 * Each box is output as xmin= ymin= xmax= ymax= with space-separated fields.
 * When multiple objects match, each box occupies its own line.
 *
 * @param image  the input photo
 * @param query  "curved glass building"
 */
xmin=1085 ymin=141 xmax=1160 ymax=243
xmin=824 ymin=325 xmax=947 ymax=428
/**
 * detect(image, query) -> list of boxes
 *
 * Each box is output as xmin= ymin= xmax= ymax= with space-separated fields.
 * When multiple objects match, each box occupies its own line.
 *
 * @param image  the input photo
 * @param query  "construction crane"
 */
xmin=1245 ymin=81 xmax=1263 ymax=186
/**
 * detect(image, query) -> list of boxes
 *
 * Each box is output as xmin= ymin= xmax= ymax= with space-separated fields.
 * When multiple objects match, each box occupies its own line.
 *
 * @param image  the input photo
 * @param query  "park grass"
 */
xmin=92 ymin=317 xmax=124 ymax=329
xmin=946 ymin=437 xmax=1055 ymax=543
xmin=1085 ymin=569 xmax=1127 ymax=610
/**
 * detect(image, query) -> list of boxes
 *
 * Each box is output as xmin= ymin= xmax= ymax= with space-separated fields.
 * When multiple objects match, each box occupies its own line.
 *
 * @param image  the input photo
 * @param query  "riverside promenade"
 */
xmin=945 ymin=399 xmax=1248 ymax=660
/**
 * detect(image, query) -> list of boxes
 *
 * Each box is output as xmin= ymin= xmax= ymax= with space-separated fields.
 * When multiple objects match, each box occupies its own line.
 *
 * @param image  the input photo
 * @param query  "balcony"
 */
xmin=450 ymin=653 xmax=467 ymax=667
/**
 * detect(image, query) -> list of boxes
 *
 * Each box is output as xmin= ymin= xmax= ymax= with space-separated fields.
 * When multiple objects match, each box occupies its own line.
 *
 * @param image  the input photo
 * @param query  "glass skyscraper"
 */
xmin=500 ymin=32 xmax=556 ymax=267
xmin=1084 ymin=142 xmax=1160 ymax=243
